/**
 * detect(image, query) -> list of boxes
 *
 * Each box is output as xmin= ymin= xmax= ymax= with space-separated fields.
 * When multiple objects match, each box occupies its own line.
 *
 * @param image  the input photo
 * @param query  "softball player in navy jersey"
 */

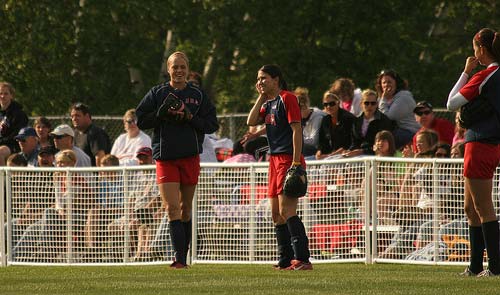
xmin=447 ymin=28 xmax=500 ymax=277
xmin=136 ymin=51 xmax=218 ymax=268
xmin=247 ymin=64 xmax=312 ymax=270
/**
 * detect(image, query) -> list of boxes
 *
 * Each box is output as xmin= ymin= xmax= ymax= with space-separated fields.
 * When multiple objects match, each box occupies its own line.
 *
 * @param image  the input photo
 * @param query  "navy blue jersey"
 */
xmin=136 ymin=82 xmax=218 ymax=161
xmin=460 ymin=65 xmax=500 ymax=144
xmin=259 ymin=90 xmax=302 ymax=154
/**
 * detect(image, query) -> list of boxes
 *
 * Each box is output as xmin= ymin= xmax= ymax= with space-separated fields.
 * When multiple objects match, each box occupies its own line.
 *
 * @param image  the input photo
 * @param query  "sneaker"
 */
xmin=285 ymin=259 xmax=313 ymax=271
xmin=169 ymin=261 xmax=189 ymax=269
xmin=477 ymin=269 xmax=499 ymax=277
xmin=459 ymin=266 xmax=479 ymax=277
xmin=273 ymin=264 xmax=290 ymax=270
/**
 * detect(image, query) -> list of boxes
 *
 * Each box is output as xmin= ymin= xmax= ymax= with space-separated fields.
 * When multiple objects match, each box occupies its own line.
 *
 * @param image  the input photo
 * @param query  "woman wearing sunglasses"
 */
xmin=315 ymin=91 xmax=356 ymax=159
xmin=342 ymin=89 xmax=395 ymax=158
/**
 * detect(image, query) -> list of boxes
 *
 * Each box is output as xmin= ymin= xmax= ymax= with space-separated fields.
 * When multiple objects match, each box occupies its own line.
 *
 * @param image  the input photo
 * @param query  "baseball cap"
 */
xmin=15 ymin=127 xmax=38 ymax=141
xmin=136 ymin=146 xmax=152 ymax=157
xmin=413 ymin=101 xmax=433 ymax=113
xmin=38 ymin=145 xmax=58 ymax=156
xmin=50 ymin=124 xmax=75 ymax=137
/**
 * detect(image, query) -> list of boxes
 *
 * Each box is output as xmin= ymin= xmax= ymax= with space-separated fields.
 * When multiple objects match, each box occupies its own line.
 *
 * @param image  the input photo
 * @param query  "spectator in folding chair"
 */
xmin=83 ymin=154 xmax=124 ymax=259
xmin=39 ymin=150 xmax=93 ymax=261
xmin=130 ymin=147 xmax=162 ymax=261
xmin=247 ymin=64 xmax=312 ymax=270
xmin=380 ymin=130 xmax=438 ymax=259
xmin=11 ymin=148 xmax=56 ymax=261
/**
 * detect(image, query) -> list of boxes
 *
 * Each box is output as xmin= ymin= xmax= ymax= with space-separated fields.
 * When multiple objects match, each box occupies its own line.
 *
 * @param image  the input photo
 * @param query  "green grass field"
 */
xmin=0 ymin=263 xmax=498 ymax=295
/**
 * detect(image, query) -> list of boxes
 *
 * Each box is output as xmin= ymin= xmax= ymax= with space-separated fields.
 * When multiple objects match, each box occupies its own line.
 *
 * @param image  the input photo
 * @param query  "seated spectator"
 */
xmin=37 ymin=146 xmax=57 ymax=167
xmin=373 ymin=130 xmax=397 ymax=157
xmin=70 ymin=102 xmax=111 ymax=166
xmin=329 ymin=78 xmax=362 ymax=116
xmin=0 ymin=82 xmax=29 ymax=166
xmin=452 ymin=111 xmax=465 ymax=146
xmin=15 ymin=127 xmax=40 ymax=167
xmin=316 ymin=91 xmax=356 ymax=159
xmin=411 ymin=101 xmax=454 ymax=153
xmin=33 ymin=117 xmax=54 ymax=148
xmin=200 ymin=134 xmax=218 ymax=162
xmin=294 ymin=87 xmax=325 ymax=157
xmin=51 ymin=124 xmax=91 ymax=167
xmin=86 ymin=154 xmax=123 ymax=257
xmin=435 ymin=143 xmax=451 ymax=158
xmin=111 ymin=109 xmax=152 ymax=166
xmin=376 ymin=70 xmax=420 ymax=149
xmin=232 ymin=125 xmax=268 ymax=161
xmin=343 ymin=89 xmax=395 ymax=158
xmin=41 ymin=150 xmax=93 ymax=260
xmin=451 ymin=142 xmax=465 ymax=158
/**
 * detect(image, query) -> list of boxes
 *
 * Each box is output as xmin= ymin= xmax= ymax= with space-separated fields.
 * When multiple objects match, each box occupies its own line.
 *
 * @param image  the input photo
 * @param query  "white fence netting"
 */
xmin=1 ymin=158 xmax=498 ymax=266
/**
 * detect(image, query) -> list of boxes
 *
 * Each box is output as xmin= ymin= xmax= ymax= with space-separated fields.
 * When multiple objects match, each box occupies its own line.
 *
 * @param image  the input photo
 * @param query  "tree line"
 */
xmin=1 ymin=1 xmax=499 ymax=116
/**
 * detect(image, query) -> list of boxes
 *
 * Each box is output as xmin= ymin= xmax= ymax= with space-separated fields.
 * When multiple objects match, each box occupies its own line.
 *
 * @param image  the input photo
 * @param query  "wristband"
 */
xmin=292 ymin=161 xmax=302 ymax=166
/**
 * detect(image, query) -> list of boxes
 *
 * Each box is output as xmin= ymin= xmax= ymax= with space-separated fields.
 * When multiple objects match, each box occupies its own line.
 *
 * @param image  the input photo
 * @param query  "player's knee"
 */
xmin=166 ymin=205 xmax=181 ymax=221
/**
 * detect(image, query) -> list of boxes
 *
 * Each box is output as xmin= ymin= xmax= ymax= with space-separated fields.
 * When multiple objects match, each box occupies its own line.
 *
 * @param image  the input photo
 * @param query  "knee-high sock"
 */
xmin=286 ymin=215 xmax=310 ymax=263
xmin=182 ymin=220 xmax=192 ymax=262
xmin=169 ymin=220 xmax=186 ymax=264
xmin=469 ymin=225 xmax=485 ymax=274
xmin=275 ymin=224 xmax=293 ymax=267
xmin=482 ymin=220 xmax=500 ymax=274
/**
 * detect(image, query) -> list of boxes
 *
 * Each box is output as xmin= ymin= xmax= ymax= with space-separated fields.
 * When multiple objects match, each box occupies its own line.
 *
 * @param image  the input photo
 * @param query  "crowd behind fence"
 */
xmin=34 ymin=109 xmax=455 ymax=144
xmin=2 ymin=157 xmax=498 ymax=266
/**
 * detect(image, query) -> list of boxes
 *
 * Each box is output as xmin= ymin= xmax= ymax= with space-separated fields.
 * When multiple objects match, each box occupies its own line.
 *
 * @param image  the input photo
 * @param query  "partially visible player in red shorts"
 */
xmin=136 ymin=51 xmax=218 ymax=268
xmin=247 ymin=64 xmax=312 ymax=271
xmin=447 ymin=28 xmax=500 ymax=277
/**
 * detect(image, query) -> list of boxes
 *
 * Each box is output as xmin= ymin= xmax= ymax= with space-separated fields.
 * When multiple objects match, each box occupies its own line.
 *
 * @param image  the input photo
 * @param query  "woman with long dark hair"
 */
xmin=247 ymin=64 xmax=312 ymax=270
xmin=447 ymin=28 xmax=500 ymax=277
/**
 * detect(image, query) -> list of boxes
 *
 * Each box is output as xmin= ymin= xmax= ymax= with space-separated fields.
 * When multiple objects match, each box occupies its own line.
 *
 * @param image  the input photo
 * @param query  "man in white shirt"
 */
xmin=111 ymin=109 xmax=152 ymax=166
xmin=51 ymin=124 xmax=91 ymax=167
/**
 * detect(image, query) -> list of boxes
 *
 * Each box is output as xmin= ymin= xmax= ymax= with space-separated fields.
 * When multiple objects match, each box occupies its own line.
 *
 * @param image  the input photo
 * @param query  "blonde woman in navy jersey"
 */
xmin=136 ymin=51 xmax=218 ymax=268
xmin=247 ymin=64 xmax=312 ymax=270
xmin=447 ymin=28 xmax=500 ymax=277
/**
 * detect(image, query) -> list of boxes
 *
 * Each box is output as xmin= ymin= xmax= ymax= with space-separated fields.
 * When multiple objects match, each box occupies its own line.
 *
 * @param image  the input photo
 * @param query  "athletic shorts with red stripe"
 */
xmin=268 ymin=154 xmax=306 ymax=198
xmin=464 ymin=141 xmax=500 ymax=179
xmin=156 ymin=155 xmax=200 ymax=185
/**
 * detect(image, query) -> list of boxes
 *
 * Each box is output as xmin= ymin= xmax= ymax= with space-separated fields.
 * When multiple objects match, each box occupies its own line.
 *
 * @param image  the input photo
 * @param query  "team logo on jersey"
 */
xmin=185 ymin=97 xmax=200 ymax=105
xmin=264 ymin=113 xmax=276 ymax=126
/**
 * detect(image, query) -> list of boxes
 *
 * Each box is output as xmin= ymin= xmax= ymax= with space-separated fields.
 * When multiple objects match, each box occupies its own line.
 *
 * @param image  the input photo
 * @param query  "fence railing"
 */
xmin=2 ymin=157 xmax=496 ymax=266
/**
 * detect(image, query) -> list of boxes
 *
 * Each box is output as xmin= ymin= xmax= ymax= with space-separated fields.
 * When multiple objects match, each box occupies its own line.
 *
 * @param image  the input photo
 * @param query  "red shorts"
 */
xmin=155 ymin=155 xmax=200 ymax=185
xmin=464 ymin=141 xmax=500 ymax=179
xmin=268 ymin=154 xmax=306 ymax=198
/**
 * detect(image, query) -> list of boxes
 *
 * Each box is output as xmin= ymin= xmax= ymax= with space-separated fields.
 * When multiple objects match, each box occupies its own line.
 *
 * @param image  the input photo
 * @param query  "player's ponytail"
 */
xmin=474 ymin=28 xmax=500 ymax=62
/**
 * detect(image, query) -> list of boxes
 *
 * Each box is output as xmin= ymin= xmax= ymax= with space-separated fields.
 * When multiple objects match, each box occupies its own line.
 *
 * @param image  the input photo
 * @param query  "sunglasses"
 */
xmin=363 ymin=101 xmax=378 ymax=106
xmin=323 ymin=101 xmax=336 ymax=107
xmin=124 ymin=119 xmax=136 ymax=124
xmin=53 ymin=134 xmax=68 ymax=140
xmin=415 ymin=110 xmax=432 ymax=116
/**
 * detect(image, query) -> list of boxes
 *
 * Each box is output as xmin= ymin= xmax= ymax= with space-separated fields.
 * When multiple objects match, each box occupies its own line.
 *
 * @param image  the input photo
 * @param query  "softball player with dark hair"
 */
xmin=447 ymin=28 xmax=500 ymax=277
xmin=136 ymin=51 xmax=219 ymax=268
xmin=247 ymin=64 xmax=312 ymax=270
